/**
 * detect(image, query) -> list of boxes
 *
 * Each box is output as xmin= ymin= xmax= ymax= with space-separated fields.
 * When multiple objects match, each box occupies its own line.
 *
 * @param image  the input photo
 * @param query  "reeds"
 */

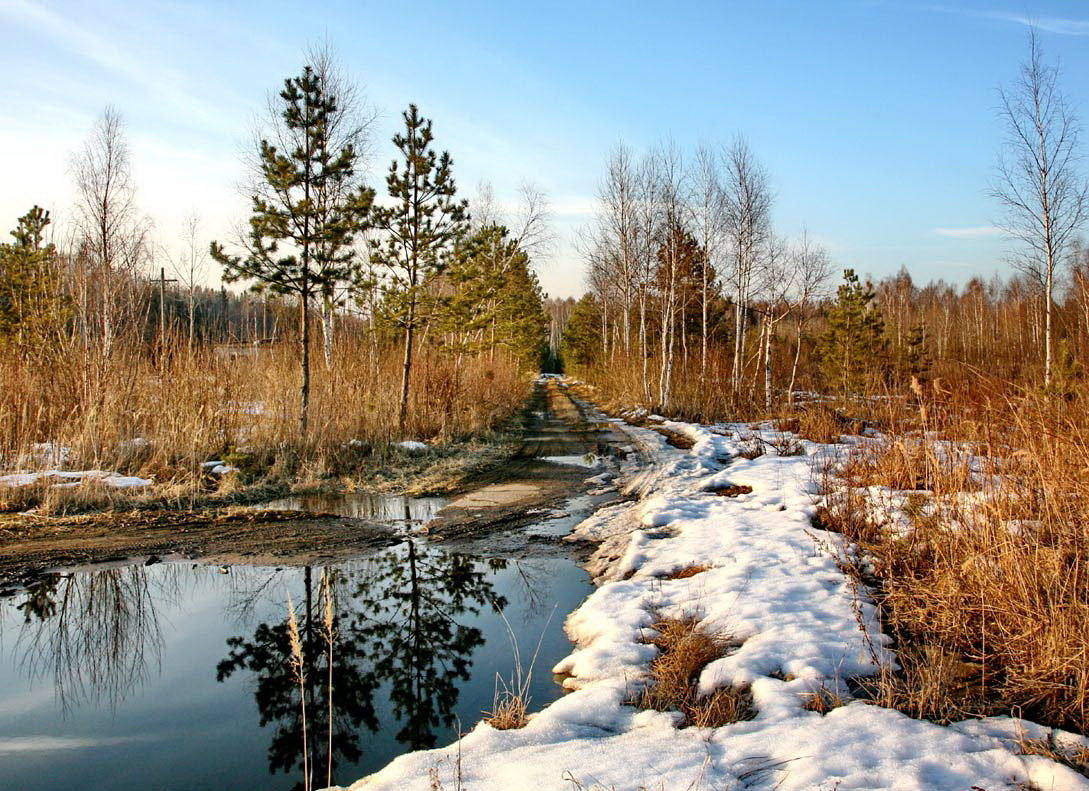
xmin=820 ymin=376 xmax=1089 ymax=731
xmin=0 ymin=332 xmax=529 ymax=508
xmin=286 ymin=593 xmax=310 ymax=791
xmin=484 ymin=605 xmax=551 ymax=731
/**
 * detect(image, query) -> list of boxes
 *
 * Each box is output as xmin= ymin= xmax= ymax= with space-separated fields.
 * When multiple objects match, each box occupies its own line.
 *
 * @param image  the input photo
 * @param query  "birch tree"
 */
xmin=71 ymin=106 xmax=149 ymax=360
xmin=692 ymin=144 xmax=727 ymax=381
xmin=723 ymin=137 xmax=772 ymax=401
xmin=173 ymin=212 xmax=206 ymax=351
xmin=992 ymin=29 xmax=1088 ymax=386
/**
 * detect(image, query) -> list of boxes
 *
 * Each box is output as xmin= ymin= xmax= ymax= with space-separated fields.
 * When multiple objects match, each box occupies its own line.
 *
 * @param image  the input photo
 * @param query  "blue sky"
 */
xmin=1 ymin=0 xmax=1088 ymax=298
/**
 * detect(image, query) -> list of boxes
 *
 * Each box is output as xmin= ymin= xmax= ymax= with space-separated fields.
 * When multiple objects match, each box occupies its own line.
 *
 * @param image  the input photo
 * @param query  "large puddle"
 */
xmin=0 ymin=539 xmax=593 ymax=790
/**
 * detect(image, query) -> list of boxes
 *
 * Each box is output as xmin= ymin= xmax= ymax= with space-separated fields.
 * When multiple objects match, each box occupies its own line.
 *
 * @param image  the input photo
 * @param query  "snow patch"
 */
xmin=338 ymin=411 xmax=1083 ymax=791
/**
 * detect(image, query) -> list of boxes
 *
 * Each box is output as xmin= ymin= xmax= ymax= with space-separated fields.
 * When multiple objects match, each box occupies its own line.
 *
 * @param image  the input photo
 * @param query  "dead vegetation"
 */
xmin=1017 ymin=732 xmax=1089 ymax=779
xmin=633 ymin=614 xmax=754 ymax=728
xmin=802 ymin=681 xmax=849 ymax=715
xmin=0 ymin=341 xmax=529 ymax=510
xmin=817 ymin=377 xmax=1089 ymax=732
xmin=706 ymin=484 xmax=752 ymax=498
xmin=662 ymin=564 xmax=710 ymax=579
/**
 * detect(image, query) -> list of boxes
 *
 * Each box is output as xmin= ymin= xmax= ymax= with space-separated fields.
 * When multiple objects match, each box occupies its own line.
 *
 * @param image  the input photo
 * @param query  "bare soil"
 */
xmin=0 ymin=379 xmax=634 ymax=585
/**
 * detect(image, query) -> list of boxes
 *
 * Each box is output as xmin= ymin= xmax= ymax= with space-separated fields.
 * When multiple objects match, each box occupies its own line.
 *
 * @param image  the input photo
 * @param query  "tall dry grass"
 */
xmin=821 ymin=376 xmax=1089 ymax=732
xmin=0 ymin=331 xmax=530 ymax=503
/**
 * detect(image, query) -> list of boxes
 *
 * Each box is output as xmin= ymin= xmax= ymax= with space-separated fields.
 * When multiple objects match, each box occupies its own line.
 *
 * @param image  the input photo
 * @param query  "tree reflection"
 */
xmin=217 ymin=541 xmax=507 ymax=790
xmin=350 ymin=540 xmax=507 ymax=749
xmin=15 ymin=566 xmax=166 ymax=714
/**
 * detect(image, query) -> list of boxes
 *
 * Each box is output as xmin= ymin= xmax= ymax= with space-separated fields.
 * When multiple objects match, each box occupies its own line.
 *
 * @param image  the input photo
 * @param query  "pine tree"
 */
xmin=819 ymin=268 xmax=888 ymax=399
xmin=211 ymin=64 xmax=374 ymax=436
xmin=0 ymin=206 xmax=67 ymax=354
xmin=560 ymin=294 xmax=603 ymax=368
xmin=901 ymin=323 xmax=931 ymax=379
xmin=370 ymin=105 xmax=468 ymax=432
xmin=438 ymin=224 xmax=548 ymax=369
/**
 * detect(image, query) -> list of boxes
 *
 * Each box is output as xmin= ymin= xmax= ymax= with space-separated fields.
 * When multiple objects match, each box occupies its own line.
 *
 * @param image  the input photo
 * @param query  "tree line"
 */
xmin=559 ymin=31 xmax=1088 ymax=412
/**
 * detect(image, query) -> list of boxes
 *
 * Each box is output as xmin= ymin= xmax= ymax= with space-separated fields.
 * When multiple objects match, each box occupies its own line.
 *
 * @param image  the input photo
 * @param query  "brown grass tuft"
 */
xmin=483 ymin=688 xmax=529 ymax=730
xmin=1017 ymin=733 xmax=1089 ymax=779
xmin=803 ymin=681 xmax=849 ymax=715
xmin=633 ymin=615 xmax=754 ymax=728
xmin=663 ymin=564 xmax=710 ymax=579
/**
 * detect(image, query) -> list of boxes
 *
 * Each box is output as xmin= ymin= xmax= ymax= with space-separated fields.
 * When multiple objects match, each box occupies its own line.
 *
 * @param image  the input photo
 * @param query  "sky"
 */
xmin=1 ymin=0 xmax=1088 ymax=299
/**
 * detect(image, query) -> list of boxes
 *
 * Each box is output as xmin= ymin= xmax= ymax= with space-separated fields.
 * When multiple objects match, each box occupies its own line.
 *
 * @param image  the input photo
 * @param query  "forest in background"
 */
xmin=547 ymin=31 xmax=1089 ymax=736
xmin=0 ymin=48 xmax=550 ymax=502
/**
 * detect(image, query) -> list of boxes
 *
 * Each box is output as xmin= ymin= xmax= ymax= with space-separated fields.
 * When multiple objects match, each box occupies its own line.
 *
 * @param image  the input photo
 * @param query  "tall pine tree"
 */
xmin=211 ymin=64 xmax=374 ymax=436
xmin=0 ymin=206 xmax=67 ymax=354
xmin=370 ymin=105 xmax=468 ymax=432
xmin=819 ymin=268 xmax=888 ymax=399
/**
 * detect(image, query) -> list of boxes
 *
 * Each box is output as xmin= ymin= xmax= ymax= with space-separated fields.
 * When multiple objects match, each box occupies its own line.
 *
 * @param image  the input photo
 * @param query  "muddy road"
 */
xmin=0 ymin=379 xmax=638 ymax=586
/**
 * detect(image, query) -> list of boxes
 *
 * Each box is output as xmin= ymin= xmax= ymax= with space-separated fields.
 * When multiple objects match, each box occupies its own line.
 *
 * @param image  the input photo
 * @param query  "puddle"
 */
xmin=256 ymin=491 xmax=448 ymax=524
xmin=0 ymin=541 xmax=592 ymax=790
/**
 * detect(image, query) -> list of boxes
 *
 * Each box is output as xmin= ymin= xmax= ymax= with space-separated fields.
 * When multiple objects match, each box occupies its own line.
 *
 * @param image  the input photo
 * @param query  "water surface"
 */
xmin=0 ymin=540 xmax=591 ymax=791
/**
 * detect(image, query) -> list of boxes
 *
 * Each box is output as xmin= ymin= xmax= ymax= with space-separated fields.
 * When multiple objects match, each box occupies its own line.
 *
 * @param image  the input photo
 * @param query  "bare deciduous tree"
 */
xmin=992 ymin=29 xmax=1088 ymax=386
xmin=691 ymin=143 xmax=728 ymax=382
xmin=71 ymin=106 xmax=150 ymax=360
xmin=173 ymin=212 xmax=207 ymax=352
xmin=785 ymin=230 xmax=833 ymax=404
xmin=723 ymin=136 xmax=773 ymax=401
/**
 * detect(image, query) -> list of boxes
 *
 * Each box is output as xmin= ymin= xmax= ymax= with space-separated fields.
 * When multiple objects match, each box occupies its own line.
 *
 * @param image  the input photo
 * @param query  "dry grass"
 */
xmin=663 ymin=564 xmax=710 ymax=579
xmin=483 ymin=686 xmax=529 ymax=730
xmin=838 ymin=437 xmax=977 ymax=494
xmin=736 ymin=436 xmax=765 ymax=460
xmin=803 ymin=681 xmax=849 ymax=715
xmin=1017 ymin=733 xmax=1089 ymax=778
xmin=856 ymin=644 xmax=994 ymax=724
xmin=823 ymin=377 xmax=1089 ymax=732
xmin=633 ymin=614 xmax=754 ymax=728
xmin=789 ymin=404 xmax=851 ymax=444
xmin=0 ymin=333 xmax=529 ymax=510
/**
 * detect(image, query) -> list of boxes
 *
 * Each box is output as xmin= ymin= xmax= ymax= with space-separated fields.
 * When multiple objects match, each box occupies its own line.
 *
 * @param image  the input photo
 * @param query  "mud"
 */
xmin=0 ymin=379 xmax=639 ymax=586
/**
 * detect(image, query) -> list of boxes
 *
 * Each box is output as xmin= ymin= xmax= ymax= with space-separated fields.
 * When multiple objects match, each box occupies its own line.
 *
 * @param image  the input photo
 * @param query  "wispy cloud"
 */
xmin=933 ymin=226 xmax=1005 ymax=239
xmin=923 ymin=4 xmax=1089 ymax=36
xmin=0 ymin=0 xmax=231 ymax=130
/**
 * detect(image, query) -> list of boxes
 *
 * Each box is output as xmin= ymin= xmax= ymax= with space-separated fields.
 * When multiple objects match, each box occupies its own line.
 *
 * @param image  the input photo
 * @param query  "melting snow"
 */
xmin=0 ymin=470 xmax=152 ymax=489
xmin=337 ymin=411 xmax=1088 ymax=791
xmin=542 ymin=454 xmax=601 ymax=469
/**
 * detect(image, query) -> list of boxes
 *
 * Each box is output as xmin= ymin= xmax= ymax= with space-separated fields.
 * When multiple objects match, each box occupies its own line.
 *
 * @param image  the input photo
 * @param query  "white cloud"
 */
xmin=0 ymin=735 xmax=150 ymax=753
xmin=932 ymin=226 xmax=1005 ymax=239
xmin=924 ymin=4 xmax=1089 ymax=36
xmin=0 ymin=0 xmax=235 ymax=131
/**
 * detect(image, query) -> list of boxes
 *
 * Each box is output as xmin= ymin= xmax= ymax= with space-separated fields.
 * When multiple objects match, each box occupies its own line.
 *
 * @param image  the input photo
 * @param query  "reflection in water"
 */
xmin=0 ymin=542 xmax=591 ymax=791
xmin=14 ymin=566 xmax=170 ymax=714
xmin=216 ymin=541 xmax=508 ymax=791
xmin=256 ymin=492 xmax=448 ymax=523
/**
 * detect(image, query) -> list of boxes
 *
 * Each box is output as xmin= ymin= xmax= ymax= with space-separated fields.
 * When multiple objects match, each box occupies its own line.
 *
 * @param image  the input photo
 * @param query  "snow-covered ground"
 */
xmin=339 ymin=407 xmax=1089 ymax=791
xmin=0 ymin=469 xmax=152 ymax=489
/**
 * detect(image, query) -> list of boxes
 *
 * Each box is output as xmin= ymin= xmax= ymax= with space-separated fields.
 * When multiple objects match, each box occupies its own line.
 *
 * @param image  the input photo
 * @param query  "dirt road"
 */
xmin=0 ymin=378 xmax=634 ymax=586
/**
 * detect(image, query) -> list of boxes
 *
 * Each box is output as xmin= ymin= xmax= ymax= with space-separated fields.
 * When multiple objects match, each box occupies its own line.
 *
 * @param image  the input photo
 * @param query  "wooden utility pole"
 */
xmin=156 ymin=267 xmax=177 ymax=347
